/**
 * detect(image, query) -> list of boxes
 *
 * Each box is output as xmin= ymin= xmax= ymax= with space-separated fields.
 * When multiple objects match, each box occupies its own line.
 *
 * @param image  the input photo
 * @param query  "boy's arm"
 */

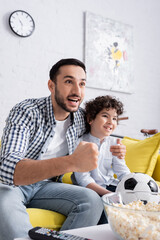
xmin=86 ymin=182 xmax=111 ymax=196
xmin=74 ymin=171 xmax=111 ymax=196
xmin=112 ymin=155 xmax=130 ymax=180
xmin=74 ymin=170 xmax=96 ymax=188
xmin=110 ymin=137 xmax=130 ymax=180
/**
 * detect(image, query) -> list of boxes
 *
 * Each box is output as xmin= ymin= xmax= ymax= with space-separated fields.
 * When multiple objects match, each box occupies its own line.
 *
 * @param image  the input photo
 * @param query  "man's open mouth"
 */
xmin=68 ymin=98 xmax=79 ymax=103
xmin=68 ymin=95 xmax=81 ymax=103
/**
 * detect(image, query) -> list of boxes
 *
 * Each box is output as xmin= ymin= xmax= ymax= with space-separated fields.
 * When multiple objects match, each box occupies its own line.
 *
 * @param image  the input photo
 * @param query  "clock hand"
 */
xmin=19 ymin=18 xmax=23 ymax=27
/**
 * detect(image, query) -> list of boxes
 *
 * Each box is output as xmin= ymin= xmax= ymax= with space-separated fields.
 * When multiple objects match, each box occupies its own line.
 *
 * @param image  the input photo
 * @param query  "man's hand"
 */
xmin=71 ymin=141 xmax=99 ymax=172
xmin=110 ymin=138 xmax=126 ymax=159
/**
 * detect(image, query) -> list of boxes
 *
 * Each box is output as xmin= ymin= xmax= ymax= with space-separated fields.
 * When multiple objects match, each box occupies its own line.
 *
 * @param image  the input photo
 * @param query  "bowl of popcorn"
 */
xmin=102 ymin=192 xmax=160 ymax=240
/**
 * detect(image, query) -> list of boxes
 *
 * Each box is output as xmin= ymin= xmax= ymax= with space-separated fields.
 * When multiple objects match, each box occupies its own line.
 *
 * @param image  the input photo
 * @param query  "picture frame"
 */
xmin=84 ymin=12 xmax=134 ymax=94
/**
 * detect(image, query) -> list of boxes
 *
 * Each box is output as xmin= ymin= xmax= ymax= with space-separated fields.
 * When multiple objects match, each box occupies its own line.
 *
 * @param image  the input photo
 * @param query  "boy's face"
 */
xmin=89 ymin=108 xmax=118 ymax=141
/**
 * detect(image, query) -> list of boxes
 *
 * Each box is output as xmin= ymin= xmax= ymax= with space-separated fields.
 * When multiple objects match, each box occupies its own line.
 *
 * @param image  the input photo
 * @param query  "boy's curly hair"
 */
xmin=84 ymin=95 xmax=124 ymax=132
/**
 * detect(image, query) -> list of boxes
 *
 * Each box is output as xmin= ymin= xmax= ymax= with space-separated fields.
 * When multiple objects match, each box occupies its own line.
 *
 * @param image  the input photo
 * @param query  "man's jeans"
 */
xmin=0 ymin=180 xmax=103 ymax=240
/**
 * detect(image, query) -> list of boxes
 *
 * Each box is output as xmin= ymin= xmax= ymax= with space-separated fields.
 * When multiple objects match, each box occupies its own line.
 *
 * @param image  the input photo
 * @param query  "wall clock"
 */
xmin=9 ymin=10 xmax=35 ymax=37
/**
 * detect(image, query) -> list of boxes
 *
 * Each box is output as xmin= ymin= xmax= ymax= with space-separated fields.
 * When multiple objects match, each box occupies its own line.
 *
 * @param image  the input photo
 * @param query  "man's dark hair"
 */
xmin=49 ymin=58 xmax=86 ymax=82
xmin=85 ymin=95 xmax=124 ymax=132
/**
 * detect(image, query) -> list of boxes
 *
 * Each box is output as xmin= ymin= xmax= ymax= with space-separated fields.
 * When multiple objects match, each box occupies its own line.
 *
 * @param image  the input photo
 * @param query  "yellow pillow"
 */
xmin=122 ymin=132 xmax=160 ymax=176
xmin=156 ymin=181 xmax=160 ymax=187
xmin=152 ymin=154 xmax=160 ymax=182
xmin=26 ymin=208 xmax=66 ymax=230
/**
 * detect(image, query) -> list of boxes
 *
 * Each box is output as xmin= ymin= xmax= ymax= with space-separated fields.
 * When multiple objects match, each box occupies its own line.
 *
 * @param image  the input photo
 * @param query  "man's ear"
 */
xmin=48 ymin=79 xmax=55 ymax=93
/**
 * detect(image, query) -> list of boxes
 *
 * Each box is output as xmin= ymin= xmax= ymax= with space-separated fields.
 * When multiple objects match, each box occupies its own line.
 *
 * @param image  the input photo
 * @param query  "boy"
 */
xmin=73 ymin=95 xmax=130 ymax=196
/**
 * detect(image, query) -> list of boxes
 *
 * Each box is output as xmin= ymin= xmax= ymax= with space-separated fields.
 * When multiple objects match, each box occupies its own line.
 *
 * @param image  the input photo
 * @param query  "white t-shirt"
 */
xmin=39 ymin=116 xmax=70 ymax=160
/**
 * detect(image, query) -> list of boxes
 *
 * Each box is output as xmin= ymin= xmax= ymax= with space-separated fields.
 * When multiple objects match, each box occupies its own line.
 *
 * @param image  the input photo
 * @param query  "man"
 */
xmin=0 ymin=58 xmax=126 ymax=240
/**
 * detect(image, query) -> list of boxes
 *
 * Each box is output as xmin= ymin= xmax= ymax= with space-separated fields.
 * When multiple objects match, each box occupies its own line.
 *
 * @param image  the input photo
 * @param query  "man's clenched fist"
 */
xmin=71 ymin=141 xmax=99 ymax=172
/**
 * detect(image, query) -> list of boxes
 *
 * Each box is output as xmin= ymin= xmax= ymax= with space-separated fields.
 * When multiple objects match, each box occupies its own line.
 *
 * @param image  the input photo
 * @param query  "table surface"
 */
xmin=14 ymin=224 xmax=118 ymax=240
xmin=62 ymin=224 xmax=118 ymax=240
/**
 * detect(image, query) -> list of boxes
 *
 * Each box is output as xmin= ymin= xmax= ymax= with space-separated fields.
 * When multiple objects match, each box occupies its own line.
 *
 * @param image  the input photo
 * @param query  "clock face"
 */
xmin=9 ymin=10 xmax=35 ymax=37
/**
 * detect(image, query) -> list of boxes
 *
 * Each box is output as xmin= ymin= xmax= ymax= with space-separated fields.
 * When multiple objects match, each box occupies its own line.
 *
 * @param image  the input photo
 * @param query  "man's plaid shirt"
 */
xmin=0 ymin=95 xmax=86 ymax=185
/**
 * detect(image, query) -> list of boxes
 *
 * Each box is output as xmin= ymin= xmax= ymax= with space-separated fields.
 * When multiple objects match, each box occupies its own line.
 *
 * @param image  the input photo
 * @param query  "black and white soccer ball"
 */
xmin=116 ymin=173 xmax=160 ymax=204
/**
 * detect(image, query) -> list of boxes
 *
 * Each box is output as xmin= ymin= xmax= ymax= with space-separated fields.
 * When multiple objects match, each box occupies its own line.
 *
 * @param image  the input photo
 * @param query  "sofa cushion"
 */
xmin=122 ymin=132 xmax=160 ymax=176
xmin=26 ymin=208 xmax=66 ymax=230
xmin=62 ymin=172 xmax=73 ymax=184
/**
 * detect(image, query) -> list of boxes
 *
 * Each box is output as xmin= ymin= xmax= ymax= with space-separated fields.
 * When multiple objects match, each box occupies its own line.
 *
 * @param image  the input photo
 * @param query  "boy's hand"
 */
xmin=72 ymin=141 xmax=99 ymax=172
xmin=110 ymin=139 xmax=126 ymax=159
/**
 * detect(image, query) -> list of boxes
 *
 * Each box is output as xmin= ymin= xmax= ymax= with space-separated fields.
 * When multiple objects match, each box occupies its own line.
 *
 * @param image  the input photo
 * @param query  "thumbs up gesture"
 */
xmin=110 ymin=138 xmax=126 ymax=159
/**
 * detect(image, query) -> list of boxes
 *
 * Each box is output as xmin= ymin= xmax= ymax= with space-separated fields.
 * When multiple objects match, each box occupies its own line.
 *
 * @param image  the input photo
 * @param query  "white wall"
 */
xmin=0 ymin=0 xmax=160 ymax=139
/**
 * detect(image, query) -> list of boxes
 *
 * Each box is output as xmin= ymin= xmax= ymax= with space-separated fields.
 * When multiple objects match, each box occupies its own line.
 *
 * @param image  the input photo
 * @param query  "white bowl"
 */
xmin=102 ymin=192 xmax=160 ymax=240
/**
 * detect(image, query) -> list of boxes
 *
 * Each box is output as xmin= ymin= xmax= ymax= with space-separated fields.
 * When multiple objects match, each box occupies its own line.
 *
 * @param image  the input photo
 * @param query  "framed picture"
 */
xmin=84 ymin=12 xmax=134 ymax=94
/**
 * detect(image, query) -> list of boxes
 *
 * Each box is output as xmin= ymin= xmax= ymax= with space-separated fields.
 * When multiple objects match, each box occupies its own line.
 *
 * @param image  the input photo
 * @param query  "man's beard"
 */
xmin=54 ymin=85 xmax=81 ymax=113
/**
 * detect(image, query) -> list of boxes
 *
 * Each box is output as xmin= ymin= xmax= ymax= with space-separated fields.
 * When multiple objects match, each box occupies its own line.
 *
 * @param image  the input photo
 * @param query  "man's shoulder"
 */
xmin=77 ymin=107 xmax=85 ymax=115
xmin=73 ymin=107 xmax=86 ymax=128
xmin=12 ymin=96 xmax=48 ymax=112
xmin=7 ymin=96 xmax=50 ymax=124
xmin=74 ymin=107 xmax=85 ymax=119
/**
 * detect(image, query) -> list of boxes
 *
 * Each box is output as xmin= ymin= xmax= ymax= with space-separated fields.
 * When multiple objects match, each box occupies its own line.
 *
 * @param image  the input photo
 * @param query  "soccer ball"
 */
xmin=116 ymin=173 xmax=160 ymax=204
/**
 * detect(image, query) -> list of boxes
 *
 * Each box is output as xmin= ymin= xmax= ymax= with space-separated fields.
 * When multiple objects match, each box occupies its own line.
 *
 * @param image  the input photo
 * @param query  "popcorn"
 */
xmin=105 ymin=201 xmax=160 ymax=240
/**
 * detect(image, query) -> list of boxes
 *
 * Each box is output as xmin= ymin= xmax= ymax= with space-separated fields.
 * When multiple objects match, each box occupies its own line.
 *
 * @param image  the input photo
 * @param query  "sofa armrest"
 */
xmin=152 ymin=154 xmax=160 ymax=182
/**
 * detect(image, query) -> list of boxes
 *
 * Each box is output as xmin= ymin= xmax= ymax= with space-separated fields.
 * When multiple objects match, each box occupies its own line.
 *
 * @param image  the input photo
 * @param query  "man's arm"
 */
xmin=0 ymin=101 xmax=98 ymax=186
xmin=13 ymin=141 xmax=99 ymax=186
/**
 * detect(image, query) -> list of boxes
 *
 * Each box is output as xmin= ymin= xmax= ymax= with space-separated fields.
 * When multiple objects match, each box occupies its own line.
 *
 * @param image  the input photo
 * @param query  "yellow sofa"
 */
xmin=1 ymin=132 xmax=160 ymax=230
xmin=27 ymin=132 xmax=160 ymax=230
